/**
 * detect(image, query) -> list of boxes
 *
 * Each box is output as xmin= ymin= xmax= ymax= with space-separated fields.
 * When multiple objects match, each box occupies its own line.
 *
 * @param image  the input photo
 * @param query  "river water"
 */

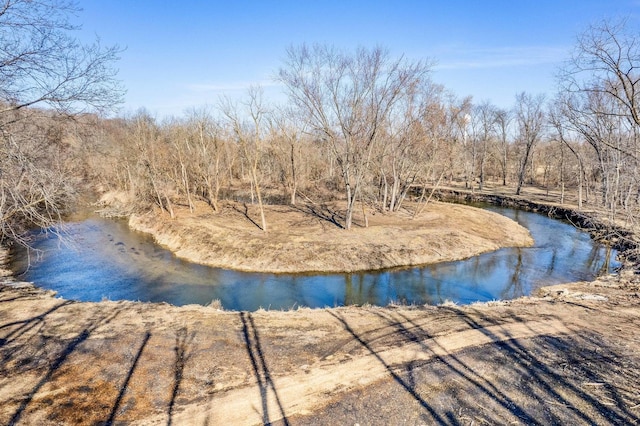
xmin=10 ymin=206 xmax=619 ymax=311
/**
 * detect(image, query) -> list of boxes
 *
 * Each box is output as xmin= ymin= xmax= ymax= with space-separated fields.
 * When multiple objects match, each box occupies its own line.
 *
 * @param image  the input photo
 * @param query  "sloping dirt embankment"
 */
xmin=127 ymin=200 xmax=534 ymax=273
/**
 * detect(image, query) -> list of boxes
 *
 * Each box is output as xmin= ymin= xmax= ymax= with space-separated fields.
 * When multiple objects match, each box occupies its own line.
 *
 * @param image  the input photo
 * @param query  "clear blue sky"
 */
xmin=76 ymin=1 xmax=639 ymax=118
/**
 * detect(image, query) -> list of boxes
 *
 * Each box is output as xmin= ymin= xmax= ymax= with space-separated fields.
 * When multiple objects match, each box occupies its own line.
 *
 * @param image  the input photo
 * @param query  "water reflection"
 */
xmin=10 ymin=207 xmax=620 ymax=311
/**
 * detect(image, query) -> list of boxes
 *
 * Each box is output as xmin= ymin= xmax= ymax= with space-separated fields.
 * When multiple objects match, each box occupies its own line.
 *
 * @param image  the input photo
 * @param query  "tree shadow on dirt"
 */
xmin=104 ymin=330 xmax=152 ymax=425
xmin=6 ymin=306 xmax=123 ymax=425
xmin=290 ymin=203 xmax=345 ymax=230
xmin=239 ymin=311 xmax=290 ymax=425
xmin=374 ymin=309 xmax=545 ymax=424
xmin=0 ymin=300 xmax=74 ymax=366
xmin=347 ymin=307 xmax=640 ymax=425
xmin=326 ymin=310 xmax=449 ymax=424
xmin=231 ymin=203 xmax=264 ymax=231
xmin=167 ymin=327 xmax=195 ymax=426
xmin=0 ymin=285 xmax=49 ymax=303
xmin=439 ymin=307 xmax=640 ymax=424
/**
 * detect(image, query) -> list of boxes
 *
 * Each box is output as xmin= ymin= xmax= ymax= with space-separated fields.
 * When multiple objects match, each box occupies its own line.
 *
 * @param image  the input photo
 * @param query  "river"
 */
xmin=10 ymin=206 xmax=619 ymax=311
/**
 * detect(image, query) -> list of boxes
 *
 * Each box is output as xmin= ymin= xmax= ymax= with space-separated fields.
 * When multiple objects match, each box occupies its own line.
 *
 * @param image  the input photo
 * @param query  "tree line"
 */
xmin=90 ymin=20 xmax=640 ymax=231
xmin=1 ymin=0 xmax=639 ymax=245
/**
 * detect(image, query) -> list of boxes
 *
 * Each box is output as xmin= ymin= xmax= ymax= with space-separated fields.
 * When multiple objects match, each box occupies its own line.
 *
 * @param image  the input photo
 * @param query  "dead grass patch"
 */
xmin=129 ymin=200 xmax=533 ymax=273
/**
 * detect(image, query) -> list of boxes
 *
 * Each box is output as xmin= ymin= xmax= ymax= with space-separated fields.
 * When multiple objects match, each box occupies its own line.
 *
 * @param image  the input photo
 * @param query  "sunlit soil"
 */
xmin=128 ymin=200 xmax=534 ymax=273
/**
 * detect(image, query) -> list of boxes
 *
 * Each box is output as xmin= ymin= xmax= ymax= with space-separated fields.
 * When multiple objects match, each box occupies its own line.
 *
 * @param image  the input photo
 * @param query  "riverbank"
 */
xmin=2 ymin=191 xmax=640 ymax=424
xmin=1 ymin=270 xmax=639 ymax=424
xmin=127 ymin=199 xmax=534 ymax=273
xmin=431 ymin=183 xmax=640 ymax=259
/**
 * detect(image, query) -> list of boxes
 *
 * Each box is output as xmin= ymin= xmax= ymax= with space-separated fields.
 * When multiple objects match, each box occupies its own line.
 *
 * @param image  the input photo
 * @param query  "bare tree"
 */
xmin=549 ymin=98 xmax=588 ymax=207
xmin=467 ymin=101 xmax=498 ymax=191
xmin=270 ymin=106 xmax=307 ymax=205
xmin=279 ymin=45 xmax=432 ymax=229
xmin=166 ymin=119 xmax=198 ymax=213
xmin=0 ymin=111 xmax=76 ymax=246
xmin=514 ymin=92 xmax=546 ymax=195
xmin=560 ymin=19 xmax=640 ymax=129
xmin=377 ymin=80 xmax=442 ymax=212
xmin=0 ymin=0 xmax=123 ymax=117
xmin=558 ymin=18 xmax=640 ymax=219
xmin=221 ymin=87 xmax=269 ymax=232
xmin=130 ymin=111 xmax=175 ymax=217
xmin=442 ymin=95 xmax=473 ymax=185
xmin=493 ymin=108 xmax=512 ymax=186
xmin=0 ymin=0 xmax=122 ymax=247
xmin=185 ymin=108 xmax=225 ymax=212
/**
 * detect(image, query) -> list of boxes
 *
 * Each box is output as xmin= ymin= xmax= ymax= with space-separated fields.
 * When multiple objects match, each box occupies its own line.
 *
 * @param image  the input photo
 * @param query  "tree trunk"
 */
xmin=181 ymin=163 xmax=194 ymax=213
xmin=381 ymin=174 xmax=388 ymax=212
xmin=290 ymin=143 xmax=297 ymax=205
xmin=164 ymin=194 xmax=175 ymax=219
xmin=516 ymin=142 xmax=534 ymax=195
xmin=344 ymin=172 xmax=355 ymax=230
xmin=345 ymin=196 xmax=354 ymax=230
xmin=251 ymin=164 xmax=267 ymax=232
xmin=502 ymin=148 xmax=508 ymax=186
xmin=361 ymin=198 xmax=368 ymax=228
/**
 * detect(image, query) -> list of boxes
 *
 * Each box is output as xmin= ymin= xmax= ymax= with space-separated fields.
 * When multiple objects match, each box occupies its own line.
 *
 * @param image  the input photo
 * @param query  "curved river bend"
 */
xmin=10 ymin=206 xmax=619 ymax=311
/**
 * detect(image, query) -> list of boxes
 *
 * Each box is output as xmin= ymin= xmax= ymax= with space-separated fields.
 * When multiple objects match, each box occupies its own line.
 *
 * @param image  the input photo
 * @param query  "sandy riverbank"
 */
xmin=128 ymin=200 xmax=534 ymax=273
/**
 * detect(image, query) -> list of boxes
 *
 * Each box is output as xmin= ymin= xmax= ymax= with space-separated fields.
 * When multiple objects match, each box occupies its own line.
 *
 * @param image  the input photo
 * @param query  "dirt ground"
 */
xmin=1 ymin=194 xmax=640 ymax=425
xmin=1 ymin=272 xmax=639 ymax=425
xmin=127 ymin=200 xmax=533 ymax=273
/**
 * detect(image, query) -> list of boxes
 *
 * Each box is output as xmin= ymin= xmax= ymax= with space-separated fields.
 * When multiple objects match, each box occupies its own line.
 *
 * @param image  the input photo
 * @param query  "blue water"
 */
xmin=10 ymin=206 xmax=619 ymax=311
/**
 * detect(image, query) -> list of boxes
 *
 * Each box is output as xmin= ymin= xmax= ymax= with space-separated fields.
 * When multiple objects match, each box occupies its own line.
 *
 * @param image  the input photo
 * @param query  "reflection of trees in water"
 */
xmin=250 ymin=274 xmax=269 ymax=308
xmin=343 ymin=269 xmax=439 ymax=307
xmin=422 ymin=253 xmax=506 ymax=303
xmin=343 ymin=272 xmax=386 ymax=306
xmin=598 ymin=246 xmax=612 ymax=275
xmin=418 ymin=267 xmax=437 ymax=305
xmin=496 ymin=207 xmax=531 ymax=232
xmin=286 ymin=275 xmax=304 ymax=308
xmin=367 ymin=273 xmax=389 ymax=304
xmin=343 ymin=274 xmax=358 ymax=306
xmin=500 ymin=248 xmax=525 ymax=300
xmin=411 ymin=264 xmax=454 ymax=304
xmin=391 ymin=269 xmax=435 ymax=306
xmin=469 ymin=254 xmax=502 ymax=289
xmin=587 ymin=244 xmax=601 ymax=270
xmin=594 ymin=245 xmax=612 ymax=276
xmin=327 ymin=220 xmax=618 ymax=308
xmin=546 ymin=246 xmax=558 ymax=276
xmin=20 ymin=206 xmax=620 ymax=309
xmin=563 ymin=229 xmax=585 ymax=268
xmin=512 ymin=209 xmax=523 ymax=225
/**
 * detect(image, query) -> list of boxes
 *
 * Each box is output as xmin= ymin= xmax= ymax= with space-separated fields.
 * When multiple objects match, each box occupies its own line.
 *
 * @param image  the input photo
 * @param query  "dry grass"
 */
xmin=128 ymin=199 xmax=533 ymax=273
xmin=1 ymin=275 xmax=639 ymax=425
xmin=1 ymin=187 xmax=638 ymax=424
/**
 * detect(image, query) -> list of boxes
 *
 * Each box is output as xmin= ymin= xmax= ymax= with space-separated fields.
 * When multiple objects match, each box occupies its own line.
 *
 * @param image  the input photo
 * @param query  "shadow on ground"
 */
xmin=304 ymin=308 xmax=640 ymax=425
xmin=1 ymin=282 xmax=639 ymax=425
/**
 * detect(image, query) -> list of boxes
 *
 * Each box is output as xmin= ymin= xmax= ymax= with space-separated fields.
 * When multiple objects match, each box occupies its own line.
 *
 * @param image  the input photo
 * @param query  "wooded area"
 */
xmin=2 ymin=0 xmax=640 ymax=245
